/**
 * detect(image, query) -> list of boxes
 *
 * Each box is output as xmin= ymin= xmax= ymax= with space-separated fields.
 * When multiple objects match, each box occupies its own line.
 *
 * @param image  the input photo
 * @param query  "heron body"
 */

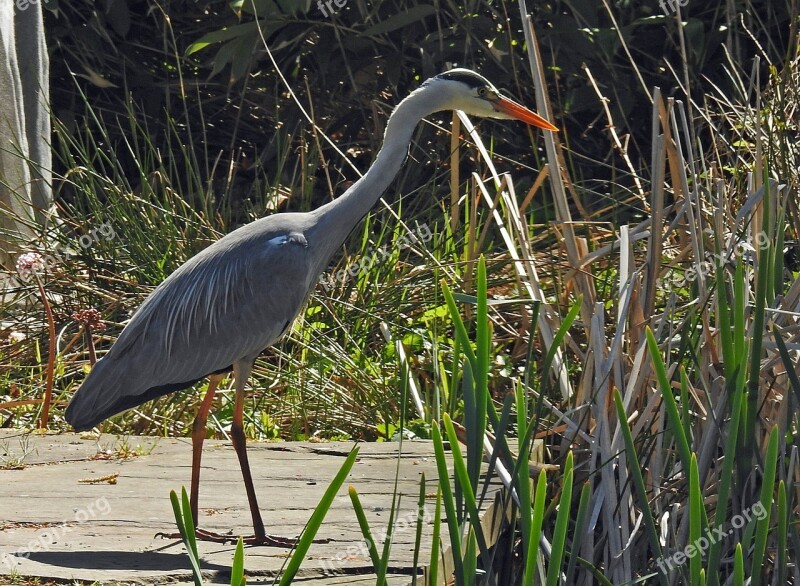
xmin=66 ymin=215 xmax=315 ymax=429
xmin=65 ymin=68 xmax=557 ymax=544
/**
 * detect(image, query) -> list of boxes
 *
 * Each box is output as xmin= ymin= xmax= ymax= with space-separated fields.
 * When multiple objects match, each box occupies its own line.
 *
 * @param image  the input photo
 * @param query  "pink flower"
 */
xmin=72 ymin=308 xmax=106 ymax=331
xmin=16 ymin=252 xmax=46 ymax=279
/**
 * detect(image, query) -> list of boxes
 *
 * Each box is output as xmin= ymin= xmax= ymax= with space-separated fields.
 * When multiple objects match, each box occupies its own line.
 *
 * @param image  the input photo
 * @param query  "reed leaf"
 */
xmin=279 ymin=447 xmax=359 ymax=586
xmin=231 ymin=537 xmax=245 ymax=586
xmin=750 ymin=425 xmax=778 ymax=586
xmin=545 ymin=451 xmax=573 ymax=586
xmin=348 ymin=486 xmax=385 ymax=579
xmin=689 ymin=454 xmax=702 ymax=586
xmin=431 ymin=421 xmax=464 ymax=585
xmin=169 ymin=488 xmax=203 ymax=586
xmin=645 ymin=327 xmax=693 ymax=478
xmin=613 ymin=389 xmax=667 ymax=586
xmin=523 ymin=469 xmax=548 ymax=584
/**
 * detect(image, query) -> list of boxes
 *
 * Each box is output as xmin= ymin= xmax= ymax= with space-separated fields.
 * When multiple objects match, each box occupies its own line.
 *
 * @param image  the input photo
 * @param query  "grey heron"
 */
xmin=65 ymin=68 xmax=558 ymax=545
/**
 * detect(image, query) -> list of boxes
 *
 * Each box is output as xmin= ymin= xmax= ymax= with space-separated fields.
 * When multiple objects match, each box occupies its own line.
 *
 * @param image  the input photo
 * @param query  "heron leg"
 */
xmin=190 ymin=374 xmax=222 ymax=526
xmin=230 ymin=360 xmax=266 ymax=538
xmin=230 ymin=360 xmax=297 ymax=547
xmin=155 ymin=362 xmax=323 ymax=547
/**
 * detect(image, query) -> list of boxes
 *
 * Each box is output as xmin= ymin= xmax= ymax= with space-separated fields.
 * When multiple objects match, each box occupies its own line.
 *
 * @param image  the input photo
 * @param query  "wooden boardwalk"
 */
xmin=0 ymin=430 xmax=503 ymax=584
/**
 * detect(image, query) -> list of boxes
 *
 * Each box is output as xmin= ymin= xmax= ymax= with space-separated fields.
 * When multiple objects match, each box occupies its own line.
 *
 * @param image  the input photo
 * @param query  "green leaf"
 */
xmin=565 ymin=481 xmax=592 ymax=585
xmin=689 ymin=454 xmax=702 ymax=586
xmin=777 ymin=480 xmax=787 ymax=586
xmin=443 ymin=414 xmax=489 ymax=562
xmin=745 ymin=190 xmax=773 ymax=471
xmin=463 ymin=529 xmax=477 ymax=586
xmin=523 ymin=470 xmax=547 ymax=583
xmin=428 ymin=487 xmax=442 ymax=586
xmin=169 ymin=488 xmax=203 ymax=586
xmin=279 ymin=447 xmax=360 ymax=585
xmin=751 ymin=425 xmax=778 ymax=586
xmin=472 ymin=256 xmax=489 ymax=494
xmin=545 ymin=452 xmax=573 ymax=586
xmin=348 ymin=486 xmax=385 ymax=581
xmin=706 ymin=366 xmax=745 ymax=586
xmin=441 ymin=280 xmax=477 ymax=368
xmin=613 ymin=390 xmax=667 ymax=586
xmin=186 ymin=22 xmax=261 ymax=56
xmin=645 ymin=327 xmax=692 ymax=474
xmin=231 ymin=537 xmax=245 ymax=586
xmin=431 ymin=421 xmax=464 ymax=586
xmin=229 ymin=33 xmax=257 ymax=82
xmin=361 ymin=6 xmax=436 ymax=36
xmin=181 ymin=487 xmax=199 ymax=563
xmin=412 ymin=474 xmax=426 ymax=585
xmin=733 ymin=543 xmax=744 ymax=585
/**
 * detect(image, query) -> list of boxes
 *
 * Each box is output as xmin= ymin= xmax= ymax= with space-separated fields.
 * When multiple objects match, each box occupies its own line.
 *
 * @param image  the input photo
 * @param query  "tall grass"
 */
xmin=342 ymin=12 xmax=800 ymax=583
xmin=2 ymin=1 xmax=799 ymax=584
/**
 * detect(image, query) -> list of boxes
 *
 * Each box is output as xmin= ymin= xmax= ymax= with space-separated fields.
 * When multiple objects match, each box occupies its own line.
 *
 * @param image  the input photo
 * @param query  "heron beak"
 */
xmin=493 ymin=96 xmax=559 ymax=132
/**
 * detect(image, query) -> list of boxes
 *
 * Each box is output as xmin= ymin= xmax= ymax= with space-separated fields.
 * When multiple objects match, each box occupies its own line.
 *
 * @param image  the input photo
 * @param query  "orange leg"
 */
xmin=155 ymin=375 xmax=224 ymax=541
xmin=189 ymin=374 xmax=222 ymax=525
xmin=157 ymin=363 xmax=306 ymax=547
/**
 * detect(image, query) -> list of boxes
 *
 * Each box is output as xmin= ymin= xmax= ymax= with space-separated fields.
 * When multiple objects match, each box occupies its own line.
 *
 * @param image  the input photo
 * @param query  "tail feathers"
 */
xmin=66 ymin=357 xmax=139 ymax=430
xmin=65 ymin=357 xmax=202 ymax=431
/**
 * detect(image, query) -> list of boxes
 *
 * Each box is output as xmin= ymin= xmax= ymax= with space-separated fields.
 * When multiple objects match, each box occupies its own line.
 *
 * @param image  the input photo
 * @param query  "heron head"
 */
xmin=424 ymin=68 xmax=558 ymax=132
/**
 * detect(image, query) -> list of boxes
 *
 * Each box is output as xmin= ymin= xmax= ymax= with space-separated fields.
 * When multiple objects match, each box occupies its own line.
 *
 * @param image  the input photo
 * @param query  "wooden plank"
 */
xmin=0 ymin=430 xmax=502 ymax=584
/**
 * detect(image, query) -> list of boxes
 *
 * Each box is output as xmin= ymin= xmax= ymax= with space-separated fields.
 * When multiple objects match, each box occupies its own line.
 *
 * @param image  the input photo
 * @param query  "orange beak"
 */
xmin=493 ymin=96 xmax=559 ymax=132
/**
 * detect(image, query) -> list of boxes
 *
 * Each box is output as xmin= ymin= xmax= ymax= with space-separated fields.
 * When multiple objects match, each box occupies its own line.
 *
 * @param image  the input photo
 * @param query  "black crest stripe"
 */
xmin=436 ymin=71 xmax=486 ymax=89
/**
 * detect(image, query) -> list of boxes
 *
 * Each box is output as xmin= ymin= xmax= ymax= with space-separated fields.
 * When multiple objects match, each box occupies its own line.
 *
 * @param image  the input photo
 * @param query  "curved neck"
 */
xmin=308 ymin=86 xmax=437 ymax=272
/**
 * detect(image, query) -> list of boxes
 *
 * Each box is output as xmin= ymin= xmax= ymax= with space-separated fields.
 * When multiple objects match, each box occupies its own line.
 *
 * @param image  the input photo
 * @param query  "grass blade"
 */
xmin=565 ymin=481 xmax=592 ymax=585
xmin=428 ymin=487 xmax=442 ymax=586
xmin=279 ymin=447 xmax=360 ymax=586
xmin=169 ymin=488 xmax=203 ymax=586
xmin=689 ymin=454 xmax=701 ymax=586
xmin=431 ymin=421 xmax=464 ymax=586
xmin=412 ymin=474 xmax=426 ymax=585
xmin=348 ymin=485 xmax=385 ymax=576
xmin=181 ymin=487 xmax=199 ymax=561
xmin=706 ymin=366 xmax=745 ymax=585
xmin=645 ymin=327 xmax=692 ymax=476
xmin=777 ymin=479 xmax=787 ymax=585
xmin=613 ymin=389 xmax=667 ymax=586
xmin=442 ymin=414 xmax=489 ymax=561
xmin=524 ymin=470 xmax=547 ymax=583
xmin=545 ymin=451 xmax=573 ymax=586
xmin=733 ymin=543 xmax=744 ymax=586
xmin=231 ymin=537 xmax=245 ymax=586
xmin=751 ymin=425 xmax=778 ymax=586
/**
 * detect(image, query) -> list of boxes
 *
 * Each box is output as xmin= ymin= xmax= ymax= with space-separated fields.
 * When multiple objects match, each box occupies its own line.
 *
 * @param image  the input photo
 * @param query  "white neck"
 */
xmin=307 ymin=83 xmax=446 ymax=274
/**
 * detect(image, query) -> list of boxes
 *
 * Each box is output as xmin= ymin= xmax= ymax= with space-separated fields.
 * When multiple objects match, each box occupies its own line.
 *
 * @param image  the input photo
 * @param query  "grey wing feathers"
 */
xmin=65 ymin=214 xmax=314 ymax=429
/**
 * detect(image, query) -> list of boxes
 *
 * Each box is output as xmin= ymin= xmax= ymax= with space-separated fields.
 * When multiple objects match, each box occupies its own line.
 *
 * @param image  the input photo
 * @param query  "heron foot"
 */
xmin=155 ymin=528 xmax=327 ymax=547
xmin=240 ymin=532 xmax=330 ymax=547
xmin=154 ymin=528 xmax=238 ymax=543
xmin=241 ymin=533 xmax=298 ymax=547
